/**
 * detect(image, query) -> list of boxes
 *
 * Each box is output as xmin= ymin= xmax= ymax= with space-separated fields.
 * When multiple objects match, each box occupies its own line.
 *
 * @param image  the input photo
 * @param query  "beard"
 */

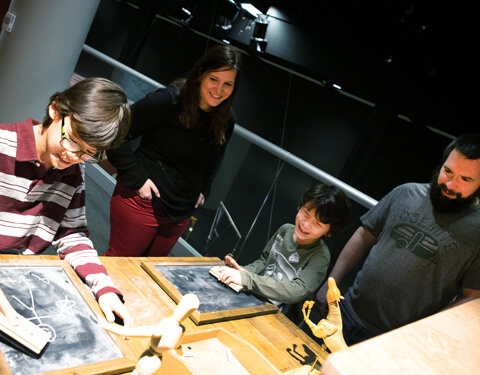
xmin=429 ymin=166 xmax=480 ymax=213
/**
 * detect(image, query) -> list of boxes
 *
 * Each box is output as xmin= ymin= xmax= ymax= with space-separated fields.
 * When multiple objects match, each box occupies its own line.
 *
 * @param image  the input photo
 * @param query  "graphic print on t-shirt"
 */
xmin=390 ymin=224 xmax=439 ymax=263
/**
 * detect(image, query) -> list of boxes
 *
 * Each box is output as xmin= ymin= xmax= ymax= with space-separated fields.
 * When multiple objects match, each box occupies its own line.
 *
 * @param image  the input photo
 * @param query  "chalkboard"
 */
xmin=141 ymin=258 xmax=278 ymax=325
xmin=0 ymin=260 xmax=135 ymax=375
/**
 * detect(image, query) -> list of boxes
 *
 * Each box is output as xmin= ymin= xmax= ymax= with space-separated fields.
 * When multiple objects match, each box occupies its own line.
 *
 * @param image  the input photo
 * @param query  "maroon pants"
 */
xmin=105 ymin=179 xmax=188 ymax=257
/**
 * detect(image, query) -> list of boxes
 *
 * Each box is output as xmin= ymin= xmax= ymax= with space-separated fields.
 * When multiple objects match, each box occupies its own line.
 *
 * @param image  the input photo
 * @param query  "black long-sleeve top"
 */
xmin=106 ymin=87 xmax=235 ymax=221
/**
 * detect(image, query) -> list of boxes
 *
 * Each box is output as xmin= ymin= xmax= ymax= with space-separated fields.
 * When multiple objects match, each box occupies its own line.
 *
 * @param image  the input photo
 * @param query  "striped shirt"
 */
xmin=0 ymin=119 xmax=122 ymax=299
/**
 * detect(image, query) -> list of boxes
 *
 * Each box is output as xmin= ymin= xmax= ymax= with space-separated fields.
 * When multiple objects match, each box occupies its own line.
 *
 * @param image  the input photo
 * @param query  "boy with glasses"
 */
xmin=59 ymin=114 xmax=106 ymax=163
xmin=0 ymin=77 xmax=131 ymax=326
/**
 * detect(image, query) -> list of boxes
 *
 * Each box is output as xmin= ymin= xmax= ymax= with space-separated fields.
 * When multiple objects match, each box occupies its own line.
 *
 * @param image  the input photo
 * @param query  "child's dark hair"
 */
xmin=299 ymin=183 xmax=351 ymax=236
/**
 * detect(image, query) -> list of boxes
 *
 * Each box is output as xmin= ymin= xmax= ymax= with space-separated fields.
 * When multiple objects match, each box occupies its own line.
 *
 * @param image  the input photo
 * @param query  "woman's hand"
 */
xmin=136 ymin=179 xmax=160 ymax=200
xmin=195 ymin=193 xmax=205 ymax=208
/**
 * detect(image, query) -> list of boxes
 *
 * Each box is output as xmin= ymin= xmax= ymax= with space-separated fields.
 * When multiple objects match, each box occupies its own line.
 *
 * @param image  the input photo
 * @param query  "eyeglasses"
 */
xmin=59 ymin=116 xmax=104 ymax=164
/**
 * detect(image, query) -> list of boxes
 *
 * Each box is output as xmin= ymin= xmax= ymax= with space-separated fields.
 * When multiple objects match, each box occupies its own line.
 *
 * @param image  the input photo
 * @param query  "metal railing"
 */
xmin=81 ymin=44 xmax=378 ymax=209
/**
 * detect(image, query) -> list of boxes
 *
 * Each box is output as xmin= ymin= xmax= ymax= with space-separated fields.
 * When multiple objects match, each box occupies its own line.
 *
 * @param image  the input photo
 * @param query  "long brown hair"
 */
xmin=176 ymin=45 xmax=242 ymax=144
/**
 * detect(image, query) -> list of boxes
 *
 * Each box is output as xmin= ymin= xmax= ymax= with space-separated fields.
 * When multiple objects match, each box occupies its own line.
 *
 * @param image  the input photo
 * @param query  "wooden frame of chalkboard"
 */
xmin=141 ymin=257 xmax=278 ymax=325
xmin=0 ymin=259 xmax=136 ymax=375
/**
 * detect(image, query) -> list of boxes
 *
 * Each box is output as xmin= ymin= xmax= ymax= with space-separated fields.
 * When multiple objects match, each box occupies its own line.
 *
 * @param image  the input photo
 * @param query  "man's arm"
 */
xmin=315 ymin=225 xmax=377 ymax=315
xmin=442 ymin=288 xmax=480 ymax=311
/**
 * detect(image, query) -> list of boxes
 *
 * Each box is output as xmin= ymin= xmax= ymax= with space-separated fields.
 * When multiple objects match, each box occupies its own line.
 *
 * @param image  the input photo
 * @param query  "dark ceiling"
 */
xmin=145 ymin=0 xmax=480 ymax=135
xmin=245 ymin=0 xmax=479 ymax=136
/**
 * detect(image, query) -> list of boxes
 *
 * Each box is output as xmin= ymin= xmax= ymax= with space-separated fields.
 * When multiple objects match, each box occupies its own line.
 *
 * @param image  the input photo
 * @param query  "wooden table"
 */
xmin=322 ymin=298 xmax=480 ymax=374
xmin=0 ymin=255 xmax=326 ymax=374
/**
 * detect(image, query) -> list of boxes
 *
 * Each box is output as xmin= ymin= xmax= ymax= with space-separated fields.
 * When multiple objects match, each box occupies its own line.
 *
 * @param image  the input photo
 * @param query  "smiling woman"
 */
xmin=199 ymin=68 xmax=237 ymax=111
xmin=105 ymin=44 xmax=243 ymax=258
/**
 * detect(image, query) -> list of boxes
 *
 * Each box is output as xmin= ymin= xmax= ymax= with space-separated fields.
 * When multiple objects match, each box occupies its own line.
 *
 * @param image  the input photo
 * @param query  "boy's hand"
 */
xmin=224 ymin=255 xmax=246 ymax=272
xmin=98 ymin=292 xmax=131 ymax=328
xmin=218 ymin=267 xmax=243 ymax=286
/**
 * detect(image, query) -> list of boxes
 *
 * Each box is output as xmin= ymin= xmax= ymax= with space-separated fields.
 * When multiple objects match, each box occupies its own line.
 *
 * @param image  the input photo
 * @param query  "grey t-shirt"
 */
xmin=344 ymin=183 xmax=480 ymax=333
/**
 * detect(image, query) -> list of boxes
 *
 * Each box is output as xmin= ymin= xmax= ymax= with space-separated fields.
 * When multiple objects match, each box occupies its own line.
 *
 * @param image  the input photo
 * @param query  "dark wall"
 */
xmin=79 ymin=0 xmax=452 ymax=281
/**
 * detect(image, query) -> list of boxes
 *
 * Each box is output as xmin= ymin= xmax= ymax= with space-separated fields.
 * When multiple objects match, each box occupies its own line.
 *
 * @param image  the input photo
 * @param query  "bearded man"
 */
xmin=315 ymin=133 xmax=480 ymax=345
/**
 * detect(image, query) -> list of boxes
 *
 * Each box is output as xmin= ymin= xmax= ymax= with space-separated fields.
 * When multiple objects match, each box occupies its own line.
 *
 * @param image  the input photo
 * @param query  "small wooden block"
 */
xmin=0 ymin=313 xmax=51 ymax=354
xmin=209 ymin=267 xmax=243 ymax=292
